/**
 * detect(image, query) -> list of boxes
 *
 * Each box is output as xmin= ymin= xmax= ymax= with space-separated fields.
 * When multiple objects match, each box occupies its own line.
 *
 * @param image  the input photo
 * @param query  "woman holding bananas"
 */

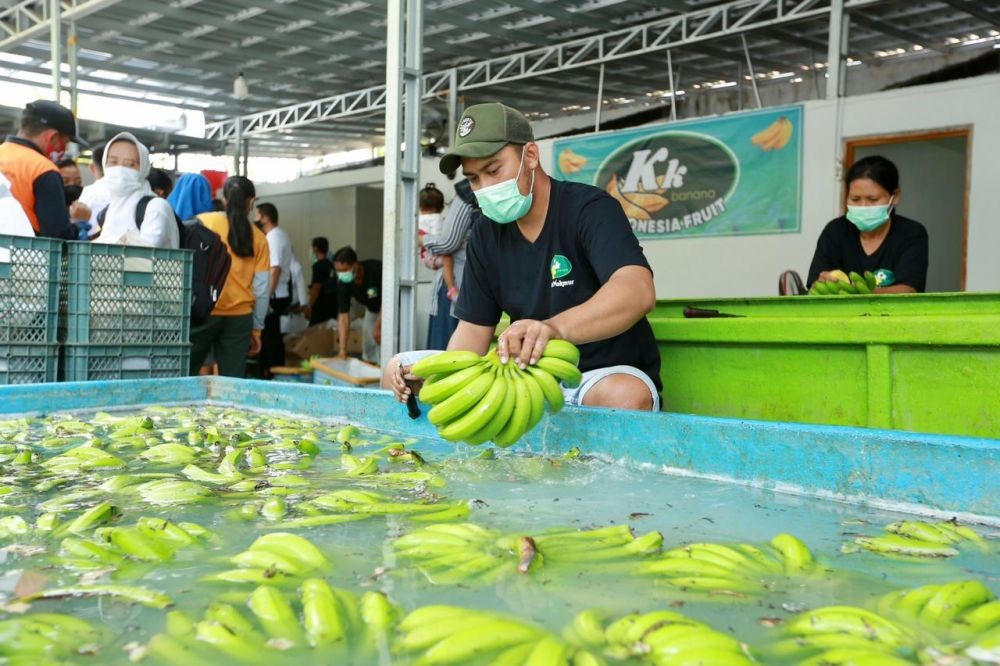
xmin=807 ymin=155 xmax=928 ymax=294
xmin=385 ymin=102 xmax=661 ymax=412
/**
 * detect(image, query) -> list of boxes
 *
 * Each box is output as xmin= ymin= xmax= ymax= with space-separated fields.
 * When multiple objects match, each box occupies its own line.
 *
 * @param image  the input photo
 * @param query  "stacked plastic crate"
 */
xmin=61 ymin=242 xmax=192 ymax=381
xmin=0 ymin=235 xmax=62 ymax=384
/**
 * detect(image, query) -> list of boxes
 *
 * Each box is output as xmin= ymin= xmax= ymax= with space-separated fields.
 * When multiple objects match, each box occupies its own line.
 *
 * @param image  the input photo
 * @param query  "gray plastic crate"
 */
xmin=0 ymin=234 xmax=62 ymax=344
xmin=62 ymin=242 xmax=193 ymax=345
xmin=62 ymin=344 xmax=191 ymax=382
xmin=0 ymin=343 xmax=59 ymax=384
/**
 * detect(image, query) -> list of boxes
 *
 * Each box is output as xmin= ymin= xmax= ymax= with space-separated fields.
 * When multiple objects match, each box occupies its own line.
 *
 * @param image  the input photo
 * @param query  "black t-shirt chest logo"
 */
xmin=550 ymin=254 xmax=574 ymax=288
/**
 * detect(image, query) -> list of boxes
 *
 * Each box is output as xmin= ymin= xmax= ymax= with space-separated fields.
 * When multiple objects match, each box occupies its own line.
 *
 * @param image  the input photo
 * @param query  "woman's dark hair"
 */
xmin=845 ymin=155 xmax=899 ymax=194
xmin=56 ymin=157 xmax=77 ymax=169
xmin=147 ymin=168 xmax=174 ymax=197
xmin=223 ymin=175 xmax=256 ymax=259
xmin=312 ymin=236 xmax=329 ymax=254
xmin=333 ymin=246 xmax=358 ymax=265
xmin=419 ymin=183 xmax=444 ymax=212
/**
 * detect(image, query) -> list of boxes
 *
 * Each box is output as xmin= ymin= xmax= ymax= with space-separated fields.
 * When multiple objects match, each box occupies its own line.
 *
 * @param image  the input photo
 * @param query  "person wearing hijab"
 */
xmin=167 ymin=172 xmax=213 ymax=221
xmin=94 ymin=132 xmax=179 ymax=249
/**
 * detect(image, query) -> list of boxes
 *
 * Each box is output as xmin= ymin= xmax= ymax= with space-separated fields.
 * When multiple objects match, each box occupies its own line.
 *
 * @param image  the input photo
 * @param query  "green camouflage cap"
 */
xmin=439 ymin=102 xmax=534 ymax=175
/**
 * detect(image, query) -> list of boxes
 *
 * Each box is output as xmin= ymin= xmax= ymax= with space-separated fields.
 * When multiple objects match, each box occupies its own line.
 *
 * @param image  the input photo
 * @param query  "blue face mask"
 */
xmin=847 ymin=196 xmax=894 ymax=232
xmin=474 ymin=147 xmax=535 ymax=224
xmin=337 ymin=270 xmax=354 ymax=284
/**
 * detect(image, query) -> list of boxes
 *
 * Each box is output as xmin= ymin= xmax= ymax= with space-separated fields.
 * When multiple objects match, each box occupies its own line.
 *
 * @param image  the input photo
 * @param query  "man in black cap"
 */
xmin=386 ymin=102 xmax=661 ymax=412
xmin=0 ymin=101 xmax=88 ymax=239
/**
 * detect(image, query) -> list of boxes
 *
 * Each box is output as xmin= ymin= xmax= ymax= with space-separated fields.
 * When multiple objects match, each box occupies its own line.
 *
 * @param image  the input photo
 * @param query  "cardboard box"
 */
xmin=286 ymin=323 xmax=362 ymax=360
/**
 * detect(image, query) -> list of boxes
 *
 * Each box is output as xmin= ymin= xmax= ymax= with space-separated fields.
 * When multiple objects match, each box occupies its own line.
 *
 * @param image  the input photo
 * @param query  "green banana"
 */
xmin=301 ymin=577 xmax=346 ymax=647
xmin=885 ymin=520 xmax=957 ymax=544
xmin=194 ymin=620 xmax=262 ymax=662
xmin=876 ymin=584 xmax=941 ymax=621
xmin=437 ymin=368 xmax=509 ymax=442
xmin=918 ymin=580 xmax=994 ymax=625
xmin=98 ymin=526 xmax=174 ymax=561
xmin=139 ymin=443 xmax=198 ymax=464
xmin=60 ymin=501 xmax=119 ymax=535
xmin=410 ymin=350 xmax=484 ymax=378
xmin=247 ymin=584 xmax=306 ymax=645
xmin=523 ymin=636 xmax=570 ymax=665
xmin=136 ymin=517 xmax=199 ymax=546
xmin=413 ymin=617 xmax=543 ymax=663
xmin=231 ymin=549 xmax=306 ymax=575
xmin=769 ymin=533 xmax=813 ymax=571
xmin=526 ymin=365 xmax=565 ymax=413
xmin=135 ymin=479 xmax=212 ymax=505
xmin=535 ymin=356 xmax=583 ymax=388
xmin=785 ymin=606 xmax=915 ymax=647
xmin=521 ymin=366 xmax=546 ymax=431
xmin=250 ymin=532 xmax=328 ymax=571
xmin=428 ymin=367 xmax=498 ymax=428
xmin=542 ymin=339 xmax=581 ymax=365
xmin=605 ymin=611 xmax=697 ymax=645
xmin=20 ymin=584 xmax=174 ymax=608
xmin=864 ymin=271 xmax=878 ymax=290
xmin=204 ymin=602 xmax=266 ymax=644
xmin=463 ymin=372 xmax=517 ymax=445
xmin=564 ymin=610 xmax=606 ymax=648
xmin=955 ymin=600 xmax=1000 ymax=637
xmin=418 ymin=362 xmax=489 ymax=404
xmin=493 ymin=365 xmax=532 ymax=447
xmin=360 ymin=590 xmax=396 ymax=634
xmin=854 ymin=534 xmax=959 ymax=558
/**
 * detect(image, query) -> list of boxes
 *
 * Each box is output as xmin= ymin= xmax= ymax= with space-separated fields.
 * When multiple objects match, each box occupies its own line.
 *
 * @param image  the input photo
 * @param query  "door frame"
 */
xmin=843 ymin=127 xmax=972 ymax=290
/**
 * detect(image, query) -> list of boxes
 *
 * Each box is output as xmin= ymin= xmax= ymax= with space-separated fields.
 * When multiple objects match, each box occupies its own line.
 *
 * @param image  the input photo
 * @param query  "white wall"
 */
xmin=537 ymin=74 xmax=1000 ymax=297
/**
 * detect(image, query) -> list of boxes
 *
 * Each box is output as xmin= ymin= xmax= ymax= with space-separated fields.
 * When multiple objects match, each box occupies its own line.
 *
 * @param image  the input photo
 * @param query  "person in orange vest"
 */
xmin=0 ymin=101 xmax=88 ymax=240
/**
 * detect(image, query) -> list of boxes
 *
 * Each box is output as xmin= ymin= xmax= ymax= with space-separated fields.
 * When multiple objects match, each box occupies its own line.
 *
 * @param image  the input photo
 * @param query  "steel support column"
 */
xmin=67 ymin=21 xmax=78 ymax=113
xmin=446 ymin=68 xmax=458 ymax=150
xmin=826 ymin=0 xmax=845 ymax=99
xmin=233 ymin=116 xmax=243 ymax=176
xmin=49 ymin=0 xmax=61 ymax=101
xmin=595 ymin=63 xmax=605 ymax=131
xmin=381 ymin=0 xmax=423 ymax=366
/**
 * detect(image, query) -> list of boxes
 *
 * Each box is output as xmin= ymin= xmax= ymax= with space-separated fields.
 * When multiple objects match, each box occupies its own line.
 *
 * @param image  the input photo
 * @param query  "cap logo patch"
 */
xmin=458 ymin=116 xmax=475 ymax=138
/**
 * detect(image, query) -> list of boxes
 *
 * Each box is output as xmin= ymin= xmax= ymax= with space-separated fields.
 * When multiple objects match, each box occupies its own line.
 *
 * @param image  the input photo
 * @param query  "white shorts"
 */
xmin=395 ymin=350 xmax=659 ymax=412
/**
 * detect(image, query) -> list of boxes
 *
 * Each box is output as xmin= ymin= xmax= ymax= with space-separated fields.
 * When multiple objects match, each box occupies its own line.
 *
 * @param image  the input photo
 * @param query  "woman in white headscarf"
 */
xmin=95 ymin=132 xmax=179 ymax=248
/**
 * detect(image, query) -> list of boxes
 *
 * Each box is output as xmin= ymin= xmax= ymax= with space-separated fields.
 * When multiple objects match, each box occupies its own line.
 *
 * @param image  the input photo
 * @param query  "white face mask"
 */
xmin=102 ymin=165 xmax=143 ymax=197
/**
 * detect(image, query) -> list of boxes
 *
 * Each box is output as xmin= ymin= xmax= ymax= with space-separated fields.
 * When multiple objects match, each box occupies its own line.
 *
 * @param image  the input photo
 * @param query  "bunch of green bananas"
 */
xmin=563 ymin=608 xmax=754 ymax=665
xmin=272 ymin=488 xmax=469 ymax=529
xmin=634 ymin=533 xmax=814 ymax=595
xmin=58 ymin=516 xmax=212 ymax=570
xmin=876 ymin=580 xmax=998 ymax=644
xmin=0 ymin=613 xmax=110 ymax=660
xmin=848 ymin=519 xmax=987 ymax=558
xmin=145 ymin=581 xmax=398 ymax=664
xmin=394 ymin=605 xmax=587 ymax=665
xmin=19 ymin=583 xmax=174 ymax=608
xmin=411 ymin=340 xmax=583 ymax=446
xmin=757 ymin=604 xmax=920 ymax=665
xmin=393 ymin=523 xmax=664 ymax=586
xmin=808 ymin=270 xmax=877 ymax=296
xmin=205 ymin=532 xmax=329 ymax=585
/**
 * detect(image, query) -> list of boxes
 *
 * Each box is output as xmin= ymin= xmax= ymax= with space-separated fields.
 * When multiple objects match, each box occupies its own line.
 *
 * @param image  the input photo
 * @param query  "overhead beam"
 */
xmin=939 ymin=0 xmax=1000 ymax=32
xmin=208 ymin=0 xmax=888 ymax=140
xmin=0 ymin=0 xmax=124 ymax=51
xmin=849 ymin=12 xmax=941 ymax=51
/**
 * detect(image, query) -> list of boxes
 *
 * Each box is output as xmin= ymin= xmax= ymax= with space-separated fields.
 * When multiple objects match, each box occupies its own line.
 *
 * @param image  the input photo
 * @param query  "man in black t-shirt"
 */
xmin=305 ymin=236 xmax=337 ymax=325
xmin=386 ymin=102 xmax=661 ymax=411
xmin=333 ymin=245 xmax=382 ymax=365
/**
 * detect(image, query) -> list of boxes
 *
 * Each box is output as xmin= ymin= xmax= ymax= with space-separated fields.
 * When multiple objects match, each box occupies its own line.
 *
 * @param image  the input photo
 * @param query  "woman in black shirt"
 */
xmin=808 ymin=155 xmax=928 ymax=293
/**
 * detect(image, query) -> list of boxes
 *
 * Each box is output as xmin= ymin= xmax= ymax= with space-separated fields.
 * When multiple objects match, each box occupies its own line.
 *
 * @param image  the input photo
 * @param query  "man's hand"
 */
xmin=390 ymin=362 xmax=424 ymax=404
xmin=373 ymin=312 xmax=382 ymax=345
xmin=69 ymin=201 xmax=91 ymax=222
xmin=817 ymin=271 xmax=838 ymax=282
xmin=498 ymin=319 xmax=562 ymax=369
xmin=248 ymin=332 xmax=262 ymax=357
xmin=303 ymin=305 xmax=312 ymax=320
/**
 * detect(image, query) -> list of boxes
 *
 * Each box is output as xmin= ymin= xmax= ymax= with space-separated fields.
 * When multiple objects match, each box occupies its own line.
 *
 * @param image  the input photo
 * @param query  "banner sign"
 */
xmin=553 ymin=105 xmax=802 ymax=239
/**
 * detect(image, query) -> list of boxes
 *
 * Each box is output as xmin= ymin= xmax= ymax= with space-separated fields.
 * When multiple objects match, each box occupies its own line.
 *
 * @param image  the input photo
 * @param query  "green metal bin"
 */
xmin=649 ymin=292 xmax=1000 ymax=439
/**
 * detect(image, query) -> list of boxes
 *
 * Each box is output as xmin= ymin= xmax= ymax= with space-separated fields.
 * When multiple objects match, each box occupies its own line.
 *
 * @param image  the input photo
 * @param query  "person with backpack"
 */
xmin=189 ymin=176 xmax=270 ymax=378
xmin=94 ymin=132 xmax=179 ymax=249
xmin=167 ymin=173 xmax=213 ymax=222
